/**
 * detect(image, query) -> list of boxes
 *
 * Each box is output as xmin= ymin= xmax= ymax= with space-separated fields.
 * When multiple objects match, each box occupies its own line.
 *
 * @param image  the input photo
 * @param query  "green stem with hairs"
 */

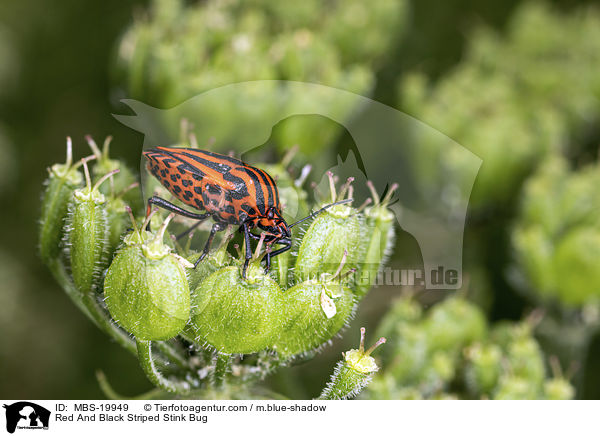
xmin=212 ymin=353 xmax=231 ymax=388
xmin=136 ymin=339 xmax=191 ymax=394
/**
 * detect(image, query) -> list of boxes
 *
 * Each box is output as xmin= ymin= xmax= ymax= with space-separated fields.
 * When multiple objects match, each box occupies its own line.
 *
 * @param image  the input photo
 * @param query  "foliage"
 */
xmin=363 ymin=295 xmax=575 ymax=400
xmin=113 ymin=0 xmax=407 ymax=156
xmin=14 ymin=0 xmax=600 ymax=400
xmin=398 ymin=2 xmax=600 ymax=210
xmin=38 ymin=137 xmax=393 ymax=398
xmin=512 ymin=155 xmax=600 ymax=307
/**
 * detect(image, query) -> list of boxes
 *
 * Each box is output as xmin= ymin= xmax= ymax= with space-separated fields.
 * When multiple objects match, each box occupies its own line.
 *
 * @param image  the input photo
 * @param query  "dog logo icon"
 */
xmin=3 ymin=402 xmax=50 ymax=433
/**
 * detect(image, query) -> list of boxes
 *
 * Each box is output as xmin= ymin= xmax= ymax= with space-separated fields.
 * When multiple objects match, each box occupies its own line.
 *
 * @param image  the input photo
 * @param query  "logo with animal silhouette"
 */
xmin=115 ymin=81 xmax=482 ymax=289
xmin=3 ymin=402 xmax=50 ymax=433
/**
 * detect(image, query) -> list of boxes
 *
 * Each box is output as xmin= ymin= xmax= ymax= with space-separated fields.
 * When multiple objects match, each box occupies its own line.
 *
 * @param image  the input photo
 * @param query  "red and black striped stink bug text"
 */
xmin=143 ymin=147 xmax=350 ymax=278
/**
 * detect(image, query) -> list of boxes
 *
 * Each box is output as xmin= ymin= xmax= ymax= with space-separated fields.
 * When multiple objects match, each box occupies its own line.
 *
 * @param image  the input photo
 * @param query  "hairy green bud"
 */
xmin=39 ymin=138 xmax=83 ymax=265
xmin=506 ymin=337 xmax=545 ymax=387
xmin=262 ymin=154 xmax=311 ymax=287
xmin=186 ymin=231 xmax=237 ymax=291
xmin=295 ymin=174 xmax=363 ymax=280
xmin=354 ymin=181 xmax=397 ymax=299
xmin=318 ymin=328 xmax=385 ymax=400
xmin=188 ymin=262 xmax=282 ymax=354
xmin=86 ymin=135 xmax=142 ymax=214
xmin=464 ymin=343 xmax=503 ymax=396
xmin=543 ymin=378 xmax=575 ymax=400
xmin=104 ymin=213 xmax=191 ymax=340
xmin=553 ymin=227 xmax=600 ymax=305
xmin=66 ymin=159 xmax=116 ymax=294
xmin=105 ymin=196 xmax=131 ymax=260
xmin=273 ymin=278 xmax=354 ymax=358
xmin=423 ymin=297 xmax=487 ymax=352
xmin=494 ymin=376 xmax=540 ymax=400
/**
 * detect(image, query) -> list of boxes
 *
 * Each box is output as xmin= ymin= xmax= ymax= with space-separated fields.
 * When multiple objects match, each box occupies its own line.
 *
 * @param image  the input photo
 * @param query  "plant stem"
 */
xmin=212 ymin=353 xmax=231 ymax=388
xmin=96 ymin=370 xmax=168 ymax=400
xmin=154 ymin=341 xmax=190 ymax=370
xmin=136 ymin=339 xmax=191 ymax=394
xmin=318 ymin=362 xmax=372 ymax=400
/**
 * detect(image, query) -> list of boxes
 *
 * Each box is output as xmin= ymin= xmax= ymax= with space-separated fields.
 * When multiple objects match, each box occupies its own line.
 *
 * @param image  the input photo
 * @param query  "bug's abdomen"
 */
xmin=146 ymin=159 xmax=207 ymax=211
xmin=200 ymin=182 xmax=241 ymax=224
xmin=146 ymin=159 xmax=245 ymax=225
xmin=144 ymin=147 xmax=280 ymax=225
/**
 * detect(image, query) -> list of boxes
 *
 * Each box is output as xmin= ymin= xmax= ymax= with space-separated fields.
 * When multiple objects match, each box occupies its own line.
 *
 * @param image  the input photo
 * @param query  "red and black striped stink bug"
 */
xmin=143 ymin=147 xmax=350 ymax=278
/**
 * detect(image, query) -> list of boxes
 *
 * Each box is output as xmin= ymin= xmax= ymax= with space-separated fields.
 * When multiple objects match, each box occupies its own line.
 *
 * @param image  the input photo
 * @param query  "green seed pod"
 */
xmin=464 ymin=343 xmax=503 ymax=396
xmin=104 ymin=182 xmax=141 ymax=258
xmin=553 ymin=227 xmax=600 ymax=306
xmin=272 ymin=255 xmax=355 ymax=358
xmin=422 ymin=297 xmax=487 ymax=353
xmin=387 ymin=323 xmax=429 ymax=383
xmin=295 ymin=173 xmax=363 ymax=281
xmin=489 ymin=320 xmax=532 ymax=350
xmin=66 ymin=159 xmax=117 ymax=294
xmin=361 ymin=373 xmax=398 ymax=400
xmin=262 ymin=147 xmax=311 ymax=221
xmin=263 ymin=154 xmax=312 ymax=287
xmin=506 ymin=336 xmax=545 ymax=387
xmin=188 ymin=262 xmax=283 ymax=354
xmin=494 ymin=375 xmax=540 ymax=400
xmin=104 ymin=214 xmax=191 ymax=340
xmin=354 ymin=181 xmax=397 ymax=299
xmin=39 ymin=138 xmax=83 ymax=265
xmin=270 ymin=246 xmax=292 ymax=288
xmin=542 ymin=357 xmax=575 ymax=400
xmin=375 ymin=295 xmax=423 ymax=366
xmin=273 ymin=281 xmax=354 ymax=358
xmin=86 ymin=135 xmax=142 ymax=214
xmin=186 ymin=230 xmax=237 ymax=292
xmin=105 ymin=196 xmax=132 ymax=260
xmin=420 ymin=350 xmax=455 ymax=389
xmin=318 ymin=328 xmax=385 ymax=400
xmin=543 ymin=378 xmax=575 ymax=400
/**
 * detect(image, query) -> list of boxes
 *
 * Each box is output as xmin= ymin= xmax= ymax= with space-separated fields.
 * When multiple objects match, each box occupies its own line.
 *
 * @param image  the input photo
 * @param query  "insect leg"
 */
xmin=146 ymin=196 xmax=211 ymax=229
xmin=242 ymin=222 xmax=253 ymax=279
xmin=264 ymin=238 xmax=292 ymax=273
xmin=175 ymin=220 xmax=203 ymax=240
xmin=194 ymin=222 xmax=227 ymax=267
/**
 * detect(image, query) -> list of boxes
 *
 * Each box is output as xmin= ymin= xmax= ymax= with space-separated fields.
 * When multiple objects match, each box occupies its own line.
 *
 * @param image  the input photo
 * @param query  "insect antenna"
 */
xmin=289 ymin=198 xmax=353 ymax=229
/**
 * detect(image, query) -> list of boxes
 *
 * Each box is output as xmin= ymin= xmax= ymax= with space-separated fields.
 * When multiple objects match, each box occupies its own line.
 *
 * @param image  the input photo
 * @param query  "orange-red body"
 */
xmin=144 ymin=147 xmax=289 ymax=238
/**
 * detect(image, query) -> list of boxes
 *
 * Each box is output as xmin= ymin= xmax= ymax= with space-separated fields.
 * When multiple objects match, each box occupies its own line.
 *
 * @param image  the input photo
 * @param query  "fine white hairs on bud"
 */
xmin=318 ymin=327 xmax=386 ymax=400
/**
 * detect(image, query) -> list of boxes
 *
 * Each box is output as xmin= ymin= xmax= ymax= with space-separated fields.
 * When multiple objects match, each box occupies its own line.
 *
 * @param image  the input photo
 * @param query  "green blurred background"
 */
xmin=1 ymin=0 xmax=600 ymax=399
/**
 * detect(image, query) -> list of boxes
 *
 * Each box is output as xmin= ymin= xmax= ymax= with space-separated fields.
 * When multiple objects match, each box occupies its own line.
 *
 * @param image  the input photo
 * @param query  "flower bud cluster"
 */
xmin=363 ymin=295 xmax=575 ymax=400
xmin=512 ymin=155 xmax=600 ymax=307
xmin=184 ymin=172 xmax=397 ymax=358
xmin=398 ymin=2 xmax=600 ymax=211
xmin=40 ymin=137 xmax=396 ymax=395
xmin=114 ymin=0 xmax=407 ymax=155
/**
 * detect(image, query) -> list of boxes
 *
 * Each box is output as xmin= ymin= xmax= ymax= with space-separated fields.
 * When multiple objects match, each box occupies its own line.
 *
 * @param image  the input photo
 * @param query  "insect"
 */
xmin=143 ymin=146 xmax=351 ymax=278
